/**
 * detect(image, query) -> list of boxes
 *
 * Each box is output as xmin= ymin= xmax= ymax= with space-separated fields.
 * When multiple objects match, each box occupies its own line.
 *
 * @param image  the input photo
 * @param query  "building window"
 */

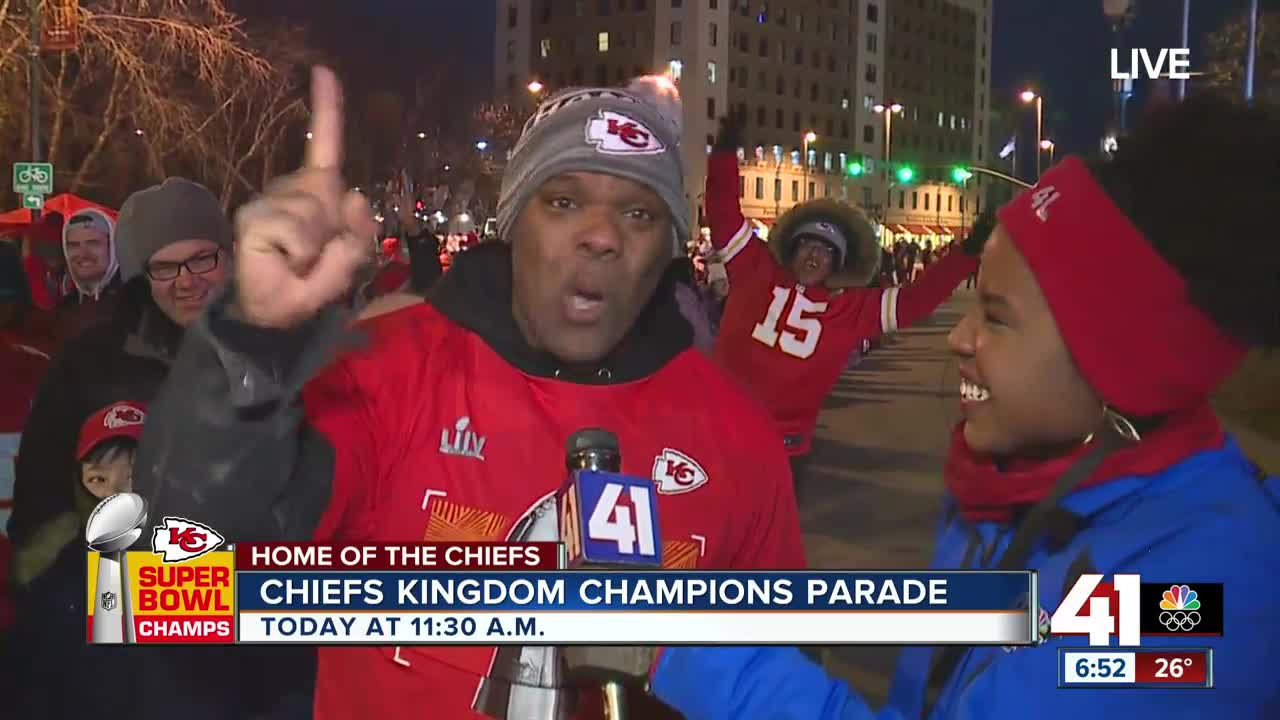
xmin=937 ymin=111 xmax=944 ymax=127
xmin=668 ymin=59 xmax=683 ymax=80
xmin=795 ymin=13 xmax=804 ymax=32
xmin=598 ymin=32 xmax=610 ymax=51
xmin=670 ymin=21 xmax=681 ymax=45
xmin=866 ymin=33 xmax=877 ymax=52
xmin=867 ymin=2 xmax=878 ymax=22
xmin=507 ymin=40 xmax=516 ymax=61
xmin=673 ymin=0 xmax=682 ymax=6
xmin=792 ymin=180 xmax=799 ymax=201
xmin=508 ymin=4 xmax=518 ymax=27
xmin=710 ymin=0 xmax=717 ymax=7
xmin=539 ymin=0 xmax=552 ymax=22
xmin=842 ymin=96 xmax=851 ymax=110
xmin=808 ymin=181 xmax=816 ymax=200
xmin=841 ymin=119 xmax=849 ymax=137
xmin=710 ymin=22 xmax=718 ymax=46
xmin=506 ymin=74 xmax=515 ymax=92
xmin=823 ymin=152 xmax=833 ymax=172
xmin=598 ymin=0 xmax=611 ymax=15
xmin=759 ymin=37 xmax=769 ymax=57
xmin=947 ymin=195 xmax=953 ymax=212
xmin=862 ymin=94 xmax=873 ymax=109
xmin=911 ymin=191 xmax=918 ymax=210
xmin=773 ymin=145 xmax=783 ymax=163
xmin=776 ymin=76 xmax=785 ymax=95
xmin=863 ymin=124 xmax=874 ymax=143
xmin=862 ymin=186 xmax=872 ymax=207
xmin=924 ymin=193 xmax=930 ymax=210
xmin=774 ymin=178 xmax=782 ymax=201
xmin=707 ymin=97 xmax=716 ymax=118
xmin=810 ymin=83 xmax=819 ymax=102
xmin=776 ymin=108 xmax=784 ymax=128
xmin=595 ymin=64 xmax=607 ymax=84
xmin=794 ymin=48 xmax=803 ymax=65
xmin=898 ymin=191 xmax=905 ymax=209
xmin=707 ymin=61 xmax=718 ymax=84
xmin=793 ymin=112 xmax=801 ymax=131
xmin=538 ymin=38 xmax=550 ymax=58
xmin=756 ymin=105 xmax=766 ymax=125
xmin=739 ymin=176 xmax=745 ymax=198
xmin=865 ymin=64 xmax=877 ymax=83
xmin=755 ymin=177 xmax=765 ymax=199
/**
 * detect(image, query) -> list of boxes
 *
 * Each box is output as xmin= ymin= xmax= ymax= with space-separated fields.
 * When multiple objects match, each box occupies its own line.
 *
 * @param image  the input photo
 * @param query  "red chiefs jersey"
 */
xmin=301 ymin=302 xmax=805 ymax=719
xmin=705 ymin=152 xmax=976 ymax=456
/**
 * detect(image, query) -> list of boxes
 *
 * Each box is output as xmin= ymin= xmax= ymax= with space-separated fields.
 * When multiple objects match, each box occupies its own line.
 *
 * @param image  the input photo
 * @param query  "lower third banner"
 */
xmin=235 ymin=570 xmax=1038 ymax=646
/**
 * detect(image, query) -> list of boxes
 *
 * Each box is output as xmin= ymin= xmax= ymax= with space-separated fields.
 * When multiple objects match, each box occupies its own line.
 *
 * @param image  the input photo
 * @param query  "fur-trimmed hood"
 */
xmin=769 ymin=198 xmax=882 ymax=288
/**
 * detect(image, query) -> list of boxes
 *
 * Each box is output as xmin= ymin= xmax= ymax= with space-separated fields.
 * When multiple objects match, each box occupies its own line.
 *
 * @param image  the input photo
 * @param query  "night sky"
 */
xmin=254 ymin=0 xmax=1269 ymax=170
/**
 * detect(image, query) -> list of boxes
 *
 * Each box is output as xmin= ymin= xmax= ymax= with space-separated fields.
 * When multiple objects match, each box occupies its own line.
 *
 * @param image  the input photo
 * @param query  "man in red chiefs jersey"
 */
xmin=133 ymin=68 xmax=803 ymax=719
xmin=706 ymin=114 xmax=989 ymax=493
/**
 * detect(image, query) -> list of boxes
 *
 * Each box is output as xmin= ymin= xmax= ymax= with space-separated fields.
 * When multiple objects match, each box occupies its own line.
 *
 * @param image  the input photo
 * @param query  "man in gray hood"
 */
xmin=61 ymin=208 xmax=120 ymax=302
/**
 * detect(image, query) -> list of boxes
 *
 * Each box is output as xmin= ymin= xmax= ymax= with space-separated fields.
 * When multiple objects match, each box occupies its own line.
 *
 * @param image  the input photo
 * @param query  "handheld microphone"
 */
xmin=557 ymin=429 xmax=675 ymax=720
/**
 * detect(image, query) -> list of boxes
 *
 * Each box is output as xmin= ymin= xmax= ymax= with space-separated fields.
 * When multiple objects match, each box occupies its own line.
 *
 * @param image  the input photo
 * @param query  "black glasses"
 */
xmin=145 ymin=250 xmax=221 ymax=281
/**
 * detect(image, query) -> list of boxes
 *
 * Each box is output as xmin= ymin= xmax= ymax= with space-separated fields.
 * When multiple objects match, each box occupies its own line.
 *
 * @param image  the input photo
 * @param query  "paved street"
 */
xmin=799 ymin=289 xmax=969 ymax=705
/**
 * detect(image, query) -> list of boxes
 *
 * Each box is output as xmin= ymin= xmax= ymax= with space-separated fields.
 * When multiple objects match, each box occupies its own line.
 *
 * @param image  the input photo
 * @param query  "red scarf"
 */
xmin=944 ymin=403 xmax=1225 ymax=524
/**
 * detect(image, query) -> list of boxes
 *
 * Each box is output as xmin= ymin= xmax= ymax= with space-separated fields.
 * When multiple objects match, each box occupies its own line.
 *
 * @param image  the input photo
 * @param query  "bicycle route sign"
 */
xmin=14 ymin=162 xmax=54 ymax=195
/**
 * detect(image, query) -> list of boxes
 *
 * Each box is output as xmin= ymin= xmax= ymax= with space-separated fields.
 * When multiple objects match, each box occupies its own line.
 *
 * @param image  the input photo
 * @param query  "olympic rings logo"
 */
xmin=1159 ymin=610 xmax=1201 ymax=631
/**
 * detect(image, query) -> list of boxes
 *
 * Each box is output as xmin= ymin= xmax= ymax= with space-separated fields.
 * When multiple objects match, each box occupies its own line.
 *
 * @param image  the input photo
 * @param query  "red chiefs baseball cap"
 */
xmin=77 ymin=401 xmax=148 ymax=461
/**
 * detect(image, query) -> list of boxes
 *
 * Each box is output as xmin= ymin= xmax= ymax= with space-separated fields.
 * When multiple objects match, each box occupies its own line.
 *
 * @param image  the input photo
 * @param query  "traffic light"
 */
xmin=951 ymin=166 xmax=973 ymax=183
xmin=896 ymin=165 xmax=916 ymax=183
xmin=848 ymin=160 xmax=864 ymax=176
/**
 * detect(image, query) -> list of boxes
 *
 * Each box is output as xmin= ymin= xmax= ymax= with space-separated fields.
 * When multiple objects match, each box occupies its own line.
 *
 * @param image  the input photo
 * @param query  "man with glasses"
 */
xmin=9 ymin=178 xmax=315 ymax=718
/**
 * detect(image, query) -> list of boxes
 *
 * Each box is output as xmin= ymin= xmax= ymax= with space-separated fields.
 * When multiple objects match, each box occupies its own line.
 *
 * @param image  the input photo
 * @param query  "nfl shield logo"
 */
xmin=100 ymin=591 xmax=117 ymax=611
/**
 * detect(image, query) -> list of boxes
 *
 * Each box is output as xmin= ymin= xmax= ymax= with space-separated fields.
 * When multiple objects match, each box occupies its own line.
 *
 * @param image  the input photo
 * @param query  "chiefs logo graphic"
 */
xmin=151 ymin=517 xmax=225 ymax=563
xmin=585 ymin=110 xmax=665 ymax=155
xmin=103 ymin=403 xmax=145 ymax=429
xmin=651 ymin=448 xmax=709 ymax=495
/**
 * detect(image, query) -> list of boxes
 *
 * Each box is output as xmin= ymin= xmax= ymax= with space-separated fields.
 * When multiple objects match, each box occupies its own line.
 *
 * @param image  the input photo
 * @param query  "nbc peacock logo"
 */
xmin=1158 ymin=584 xmax=1201 ymax=632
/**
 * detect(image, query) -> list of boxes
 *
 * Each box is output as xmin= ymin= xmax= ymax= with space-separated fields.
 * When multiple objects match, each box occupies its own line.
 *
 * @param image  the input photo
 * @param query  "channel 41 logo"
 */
xmin=1050 ymin=574 xmax=1224 ymax=647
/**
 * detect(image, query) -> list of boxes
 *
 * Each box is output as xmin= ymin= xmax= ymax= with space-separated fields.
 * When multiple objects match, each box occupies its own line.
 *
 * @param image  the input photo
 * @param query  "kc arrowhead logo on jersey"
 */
xmin=151 ymin=517 xmax=225 ymax=563
xmin=103 ymin=403 xmax=145 ymax=429
xmin=585 ymin=110 xmax=665 ymax=155
xmin=651 ymin=448 xmax=709 ymax=494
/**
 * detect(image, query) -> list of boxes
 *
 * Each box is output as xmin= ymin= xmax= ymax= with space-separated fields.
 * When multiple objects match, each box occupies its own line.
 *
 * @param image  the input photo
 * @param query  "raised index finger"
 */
xmin=305 ymin=66 xmax=344 ymax=170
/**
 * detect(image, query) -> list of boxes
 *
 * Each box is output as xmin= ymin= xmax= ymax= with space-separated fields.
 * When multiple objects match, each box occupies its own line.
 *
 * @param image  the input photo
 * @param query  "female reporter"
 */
xmin=647 ymin=94 xmax=1280 ymax=719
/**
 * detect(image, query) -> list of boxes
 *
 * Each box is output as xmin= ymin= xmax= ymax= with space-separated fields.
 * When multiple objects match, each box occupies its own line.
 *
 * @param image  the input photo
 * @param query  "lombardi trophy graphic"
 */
xmin=85 ymin=492 xmax=148 ymax=643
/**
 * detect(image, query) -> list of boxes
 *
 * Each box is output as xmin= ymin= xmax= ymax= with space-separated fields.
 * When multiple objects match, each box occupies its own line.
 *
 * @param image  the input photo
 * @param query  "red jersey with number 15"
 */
xmin=705 ymin=152 xmax=976 ymax=456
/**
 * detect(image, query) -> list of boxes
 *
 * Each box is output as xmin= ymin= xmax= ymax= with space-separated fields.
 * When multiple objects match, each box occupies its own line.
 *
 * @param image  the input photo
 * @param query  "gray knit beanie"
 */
xmin=497 ymin=77 xmax=689 ymax=255
xmin=116 ymin=178 xmax=234 ymax=281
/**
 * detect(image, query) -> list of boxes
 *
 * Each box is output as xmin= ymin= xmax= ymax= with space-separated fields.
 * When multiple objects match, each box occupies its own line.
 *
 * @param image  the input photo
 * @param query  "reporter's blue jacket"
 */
xmin=651 ymin=438 xmax=1280 ymax=720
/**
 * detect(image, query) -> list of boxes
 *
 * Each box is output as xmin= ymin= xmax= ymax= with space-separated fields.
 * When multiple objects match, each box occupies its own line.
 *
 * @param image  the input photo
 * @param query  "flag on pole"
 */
xmin=998 ymin=136 xmax=1017 ymax=159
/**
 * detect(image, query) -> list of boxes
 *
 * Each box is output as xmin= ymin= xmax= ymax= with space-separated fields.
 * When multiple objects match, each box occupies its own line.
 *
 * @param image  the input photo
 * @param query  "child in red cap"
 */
xmin=10 ymin=400 xmax=146 ymax=717
xmin=75 ymin=401 xmax=147 ymax=501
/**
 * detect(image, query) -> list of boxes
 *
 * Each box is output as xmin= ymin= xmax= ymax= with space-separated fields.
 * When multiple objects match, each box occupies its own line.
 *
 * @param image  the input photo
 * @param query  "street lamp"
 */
xmin=1039 ymin=139 xmax=1056 ymax=167
xmin=475 ymin=140 xmax=489 ymax=151
xmin=417 ymin=131 xmax=427 ymax=140
xmin=305 ymin=131 xmax=313 ymax=140
xmin=1020 ymin=89 xmax=1044 ymax=180
xmin=873 ymin=102 xmax=904 ymax=226
xmin=528 ymin=80 xmax=544 ymax=94
xmin=802 ymin=131 xmax=817 ymax=200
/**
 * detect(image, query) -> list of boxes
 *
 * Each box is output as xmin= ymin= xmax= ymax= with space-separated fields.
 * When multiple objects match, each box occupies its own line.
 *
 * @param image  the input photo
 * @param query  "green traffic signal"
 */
xmin=896 ymin=166 xmax=915 ymax=183
xmin=951 ymin=166 xmax=973 ymax=183
xmin=848 ymin=161 xmax=864 ymax=176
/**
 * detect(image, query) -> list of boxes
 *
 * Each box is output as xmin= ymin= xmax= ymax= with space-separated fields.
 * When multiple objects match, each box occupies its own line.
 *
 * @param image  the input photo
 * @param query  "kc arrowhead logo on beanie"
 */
xmin=585 ymin=110 xmax=665 ymax=155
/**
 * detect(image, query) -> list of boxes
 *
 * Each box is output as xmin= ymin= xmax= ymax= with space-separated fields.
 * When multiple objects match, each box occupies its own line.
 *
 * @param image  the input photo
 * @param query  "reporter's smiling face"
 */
xmin=947 ymin=225 xmax=1104 ymax=457
xmin=511 ymin=172 xmax=672 ymax=367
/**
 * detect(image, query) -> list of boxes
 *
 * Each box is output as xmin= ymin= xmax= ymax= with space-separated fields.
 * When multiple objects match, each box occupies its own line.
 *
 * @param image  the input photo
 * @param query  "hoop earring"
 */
xmin=1084 ymin=405 xmax=1143 ymax=446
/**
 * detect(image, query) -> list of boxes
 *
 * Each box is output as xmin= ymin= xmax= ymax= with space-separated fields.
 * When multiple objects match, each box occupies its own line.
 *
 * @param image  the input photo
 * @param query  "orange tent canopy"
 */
xmin=0 ymin=193 xmax=118 ymax=237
